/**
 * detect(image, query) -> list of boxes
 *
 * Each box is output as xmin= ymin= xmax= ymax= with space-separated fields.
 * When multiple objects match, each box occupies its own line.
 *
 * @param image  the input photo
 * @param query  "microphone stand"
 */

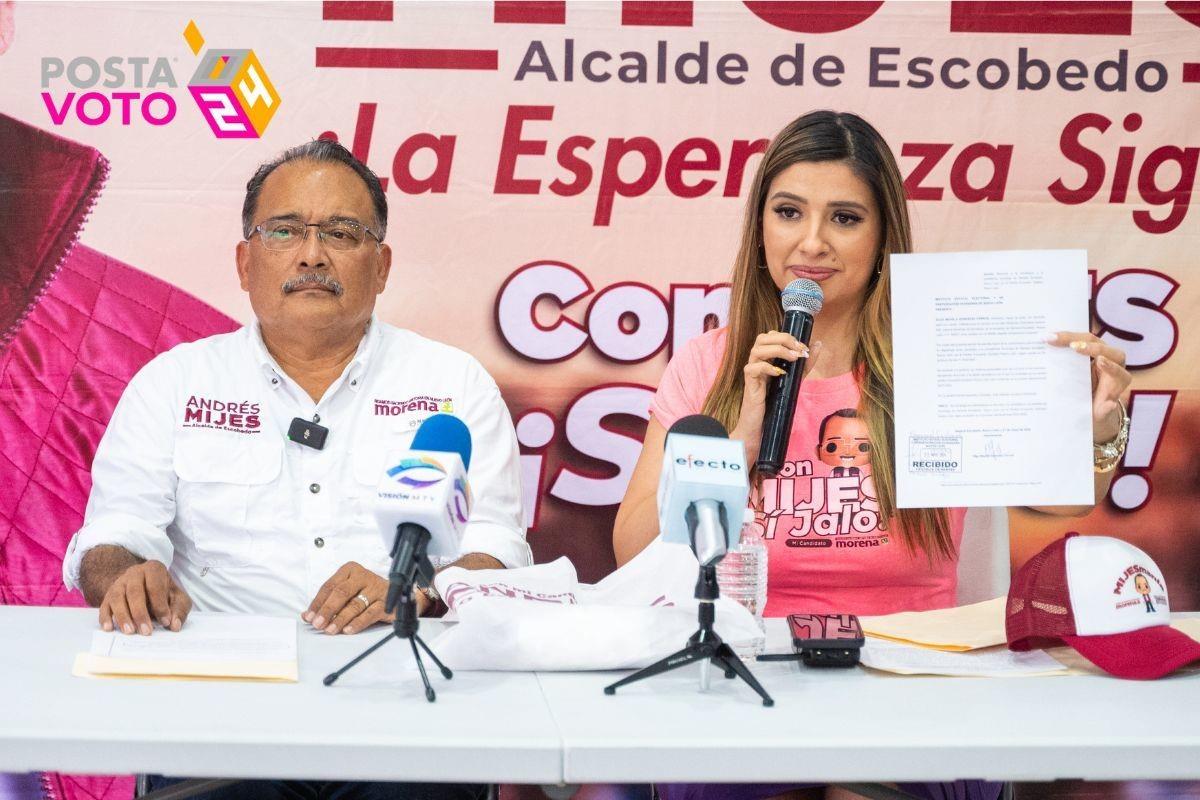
xmin=603 ymin=563 xmax=775 ymax=707
xmin=323 ymin=524 xmax=453 ymax=702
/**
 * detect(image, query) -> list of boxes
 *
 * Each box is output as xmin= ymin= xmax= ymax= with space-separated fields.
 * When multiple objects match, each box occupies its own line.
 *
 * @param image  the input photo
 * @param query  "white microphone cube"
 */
xmin=375 ymin=449 xmax=471 ymax=560
xmin=658 ymin=432 xmax=750 ymax=550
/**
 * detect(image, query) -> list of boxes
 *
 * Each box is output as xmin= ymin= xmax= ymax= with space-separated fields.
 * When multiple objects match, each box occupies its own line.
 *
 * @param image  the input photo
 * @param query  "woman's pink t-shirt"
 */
xmin=649 ymin=328 xmax=966 ymax=617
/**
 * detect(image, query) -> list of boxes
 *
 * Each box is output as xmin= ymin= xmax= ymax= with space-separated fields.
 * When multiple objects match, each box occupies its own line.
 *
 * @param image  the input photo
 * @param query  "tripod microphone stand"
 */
xmin=324 ymin=524 xmax=453 ymax=702
xmin=603 ymin=546 xmax=775 ymax=707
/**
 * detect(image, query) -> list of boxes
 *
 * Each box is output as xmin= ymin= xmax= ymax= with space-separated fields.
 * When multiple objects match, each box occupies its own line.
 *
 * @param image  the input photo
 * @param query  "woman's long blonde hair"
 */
xmin=701 ymin=110 xmax=952 ymax=560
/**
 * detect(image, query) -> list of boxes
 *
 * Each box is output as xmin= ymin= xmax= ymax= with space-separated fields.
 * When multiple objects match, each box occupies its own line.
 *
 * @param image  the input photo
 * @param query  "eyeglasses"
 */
xmin=249 ymin=219 xmax=382 ymax=252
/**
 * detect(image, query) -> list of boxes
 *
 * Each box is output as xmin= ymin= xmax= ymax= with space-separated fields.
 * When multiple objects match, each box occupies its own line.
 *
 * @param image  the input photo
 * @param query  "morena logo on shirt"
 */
xmin=374 ymin=395 xmax=454 ymax=416
xmin=182 ymin=395 xmax=261 ymax=433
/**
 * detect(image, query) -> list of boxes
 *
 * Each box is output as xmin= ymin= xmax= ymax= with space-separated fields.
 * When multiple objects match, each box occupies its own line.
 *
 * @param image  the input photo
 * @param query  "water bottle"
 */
xmin=716 ymin=508 xmax=767 ymax=657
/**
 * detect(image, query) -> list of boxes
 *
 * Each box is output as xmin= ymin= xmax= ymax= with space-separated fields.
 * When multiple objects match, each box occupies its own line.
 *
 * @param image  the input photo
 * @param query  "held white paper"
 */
xmin=891 ymin=250 xmax=1093 ymax=508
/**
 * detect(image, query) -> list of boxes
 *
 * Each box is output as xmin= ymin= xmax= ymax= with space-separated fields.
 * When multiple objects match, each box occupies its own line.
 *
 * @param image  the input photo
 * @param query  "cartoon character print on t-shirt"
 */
xmin=758 ymin=408 xmax=889 ymax=550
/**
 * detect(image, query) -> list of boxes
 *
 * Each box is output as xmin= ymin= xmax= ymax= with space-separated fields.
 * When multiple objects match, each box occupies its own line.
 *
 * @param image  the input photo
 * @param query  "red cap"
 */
xmin=1007 ymin=533 xmax=1200 ymax=680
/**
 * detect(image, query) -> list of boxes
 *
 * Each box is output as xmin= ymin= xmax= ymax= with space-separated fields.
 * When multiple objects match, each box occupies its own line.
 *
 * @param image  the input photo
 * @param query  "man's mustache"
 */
xmin=282 ymin=273 xmax=345 ymax=296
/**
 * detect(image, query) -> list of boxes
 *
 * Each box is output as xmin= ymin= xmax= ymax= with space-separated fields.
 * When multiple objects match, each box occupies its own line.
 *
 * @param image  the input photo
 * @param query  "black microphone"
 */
xmin=756 ymin=278 xmax=824 ymax=476
xmin=666 ymin=414 xmax=728 ymax=443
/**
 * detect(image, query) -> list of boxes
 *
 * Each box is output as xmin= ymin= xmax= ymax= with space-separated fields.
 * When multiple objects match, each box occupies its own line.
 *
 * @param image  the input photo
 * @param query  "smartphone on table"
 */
xmin=757 ymin=613 xmax=865 ymax=667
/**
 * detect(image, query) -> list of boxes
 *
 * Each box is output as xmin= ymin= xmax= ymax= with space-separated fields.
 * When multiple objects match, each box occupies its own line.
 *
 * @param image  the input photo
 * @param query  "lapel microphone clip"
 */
xmin=288 ymin=417 xmax=329 ymax=450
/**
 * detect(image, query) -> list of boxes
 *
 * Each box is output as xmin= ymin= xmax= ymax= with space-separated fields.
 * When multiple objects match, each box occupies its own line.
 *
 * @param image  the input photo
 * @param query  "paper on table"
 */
xmin=861 ymin=638 xmax=1068 ymax=677
xmin=73 ymin=612 xmax=298 ymax=682
xmin=860 ymin=597 xmax=1006 ymax=652
xmin=891 ymin=249 xmax=1093 ymax=508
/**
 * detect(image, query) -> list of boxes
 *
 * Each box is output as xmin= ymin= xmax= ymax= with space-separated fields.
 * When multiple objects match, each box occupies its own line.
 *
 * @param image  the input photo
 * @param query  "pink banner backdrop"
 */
xmin=3 ymin=0 xmax=1198 ymax=592
xmin=1 ymin=2 xmax=1198 ymax=799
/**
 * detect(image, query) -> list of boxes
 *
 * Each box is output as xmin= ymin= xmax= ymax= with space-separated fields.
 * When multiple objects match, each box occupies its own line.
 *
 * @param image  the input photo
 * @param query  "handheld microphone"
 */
xmin=657 ymin=415 xmax=749 ymax=566
xmin=375 ymin=414 xmax=473 ymax=613
xmin=756 ymin=278 xmax=824 ymax=476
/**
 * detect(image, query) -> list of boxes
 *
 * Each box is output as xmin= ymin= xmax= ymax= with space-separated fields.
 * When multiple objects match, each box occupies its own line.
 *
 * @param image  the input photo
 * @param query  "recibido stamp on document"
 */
xmin=908 ymin=434 xmax=963 ymax=473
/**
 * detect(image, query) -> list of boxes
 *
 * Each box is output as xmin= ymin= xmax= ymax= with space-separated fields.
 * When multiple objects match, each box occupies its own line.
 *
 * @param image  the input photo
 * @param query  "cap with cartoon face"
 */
xmin=1007 ymin=533 xmax=1200 ymax=679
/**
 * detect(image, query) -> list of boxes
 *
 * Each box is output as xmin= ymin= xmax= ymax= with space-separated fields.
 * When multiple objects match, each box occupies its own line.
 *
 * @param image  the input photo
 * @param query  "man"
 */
xmin=65 ymin=138 xmax=529 ymax=629
xmin=62 ymin=139 xmax=526 ymax=797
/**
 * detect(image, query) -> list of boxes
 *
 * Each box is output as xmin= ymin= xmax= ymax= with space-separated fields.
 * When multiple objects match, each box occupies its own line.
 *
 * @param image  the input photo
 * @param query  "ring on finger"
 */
xmin=354 ymin=593 xmax=370 ymax=608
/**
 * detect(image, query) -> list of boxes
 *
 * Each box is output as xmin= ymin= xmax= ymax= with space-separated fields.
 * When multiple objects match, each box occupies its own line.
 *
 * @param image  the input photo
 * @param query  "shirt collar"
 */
xmin=345 ymin=315 xmax=380 ymax=391
xmin=249 ymin=315 xmax=381 ymax=392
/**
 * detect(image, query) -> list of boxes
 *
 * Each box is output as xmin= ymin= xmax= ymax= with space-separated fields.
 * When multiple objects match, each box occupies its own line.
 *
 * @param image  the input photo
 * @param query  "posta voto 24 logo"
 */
xmin=39 ymin=20 xmax=280 ymax=138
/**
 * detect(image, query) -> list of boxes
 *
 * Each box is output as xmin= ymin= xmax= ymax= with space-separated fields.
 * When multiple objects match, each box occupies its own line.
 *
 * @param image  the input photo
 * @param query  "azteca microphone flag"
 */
xmin=1006 ymin=533 xmax=1200 ymax=679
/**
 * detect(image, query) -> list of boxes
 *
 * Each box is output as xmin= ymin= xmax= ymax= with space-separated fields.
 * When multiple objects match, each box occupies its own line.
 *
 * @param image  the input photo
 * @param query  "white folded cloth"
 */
xmin=429 ymin=540 xmax=761 ymax=671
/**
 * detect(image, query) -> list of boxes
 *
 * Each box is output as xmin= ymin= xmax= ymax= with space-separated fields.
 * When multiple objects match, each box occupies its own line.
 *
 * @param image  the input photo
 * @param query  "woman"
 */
xmin=612 ymin=111 xmax=1131 ymax=800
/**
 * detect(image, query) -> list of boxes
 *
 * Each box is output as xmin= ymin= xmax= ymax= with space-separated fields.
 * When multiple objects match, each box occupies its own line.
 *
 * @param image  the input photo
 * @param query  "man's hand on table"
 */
xmin=303 ymin=561 xmax=429 ymax=635
xmin=98 ymin=559 xmax=193 ymax=635
xmin=303 ymin=554 xmax=504 ymax=634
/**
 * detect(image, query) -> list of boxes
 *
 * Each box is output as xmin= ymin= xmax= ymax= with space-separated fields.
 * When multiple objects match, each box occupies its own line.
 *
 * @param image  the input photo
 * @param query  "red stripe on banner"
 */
xmin=316 ymin=47 xmax=499 ymax=70
xmin=494 ymin=1 xmax=565 ymax=24
xmin=621 ymin=1 xmax=693 ymax=27
xmin=321 ymin=1 xmax=393 ymax=21
xmin=742 ymin=2 xmax=883 ymax=34
xmin=1183 ymin=63 xmax=1200 ymax=82
xmin=1168 ymin=1 xmax=1200 ymax=29
xmin=950 ymin=2 xmax=1132 ymax=35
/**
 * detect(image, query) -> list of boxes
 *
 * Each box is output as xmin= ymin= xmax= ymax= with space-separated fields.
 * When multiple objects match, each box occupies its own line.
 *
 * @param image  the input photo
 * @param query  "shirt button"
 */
xmin=271 ymin=377 xmax=279 ymax=385
xmin=309 ymin=483 xmax=321 ymax=494
xmin=314 ymin=537 xmax=325 ymax=548
xmin=312 ymin=413 xmax=321 ymax=423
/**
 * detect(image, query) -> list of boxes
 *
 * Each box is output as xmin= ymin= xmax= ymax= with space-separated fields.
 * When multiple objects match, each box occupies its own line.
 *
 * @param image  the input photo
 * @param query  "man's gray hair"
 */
xmin=241 ymin=139 xmax=388 ymax=241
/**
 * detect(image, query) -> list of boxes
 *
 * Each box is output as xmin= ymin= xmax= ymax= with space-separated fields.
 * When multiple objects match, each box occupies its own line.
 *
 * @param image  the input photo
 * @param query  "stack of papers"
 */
xmin=861 ymin=637 xmax=1067 ymax=677
xmin=859 ymin=597 xmax=1065 ymax=677
xmin=73 ymin=613 xmax=298 ymax=682
xmin=860 ymin=596 xmax=1007 ymax=652
xmin=857 ymin=602 xmax=1200 ymax=678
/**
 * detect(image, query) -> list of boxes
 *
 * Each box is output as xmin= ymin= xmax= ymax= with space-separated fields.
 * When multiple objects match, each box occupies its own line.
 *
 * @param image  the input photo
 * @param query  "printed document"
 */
xmin=860 ymin=638 xmax=1068 ymax=677
xmin=73 ymin=612 xmax=298 ymax=681
xmin=891 ymin=250 xmax=1093 ymax=508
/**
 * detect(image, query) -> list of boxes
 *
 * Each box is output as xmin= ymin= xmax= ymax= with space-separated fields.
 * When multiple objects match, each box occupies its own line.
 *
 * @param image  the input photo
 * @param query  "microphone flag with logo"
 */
xmin=375 ymin=413 xmax=473 ymax=560
xmin=657 ymin=414 xmax=749 ymax=566
xmin=757 ymin=278 xmax=823 ymax=475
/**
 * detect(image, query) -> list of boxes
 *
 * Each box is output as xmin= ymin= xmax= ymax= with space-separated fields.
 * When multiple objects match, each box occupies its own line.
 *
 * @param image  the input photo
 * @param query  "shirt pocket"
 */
xmin=350 ymin=446 xmax=387 ymax=529
xmin=173 ymin=436 xmax=283 ymax=567
xmin=345 ymin=445 xmax=398 ymax=574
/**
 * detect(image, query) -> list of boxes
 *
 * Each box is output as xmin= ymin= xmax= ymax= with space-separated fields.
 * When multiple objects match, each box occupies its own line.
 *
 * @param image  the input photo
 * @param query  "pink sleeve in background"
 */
xmin=649 ymin=328 xmax=728 ymax=431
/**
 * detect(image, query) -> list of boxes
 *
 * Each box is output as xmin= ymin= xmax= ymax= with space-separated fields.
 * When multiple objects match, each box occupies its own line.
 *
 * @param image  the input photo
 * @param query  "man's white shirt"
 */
xmin=63 ymin=318 xmax=531 ymax=615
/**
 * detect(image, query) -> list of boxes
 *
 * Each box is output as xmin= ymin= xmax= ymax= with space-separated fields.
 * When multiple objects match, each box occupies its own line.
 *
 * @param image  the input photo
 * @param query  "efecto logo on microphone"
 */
xmin=388 ymin=457 xmax=447 ymax=489
xmin=675 ymin=454 xmax=743 ymax=472
xmin=39 ymin=19 xmax=280 ymax=138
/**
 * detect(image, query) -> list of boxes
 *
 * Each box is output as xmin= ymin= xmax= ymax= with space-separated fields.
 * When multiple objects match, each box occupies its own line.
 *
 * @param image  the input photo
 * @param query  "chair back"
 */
xmin=957 ymin=507 xmax=1011 ymax=605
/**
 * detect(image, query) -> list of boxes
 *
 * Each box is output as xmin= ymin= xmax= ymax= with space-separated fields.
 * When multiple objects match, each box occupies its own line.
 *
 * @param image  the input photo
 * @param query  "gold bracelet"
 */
xmin=1094 ymin=398 xmax=1130 ymax=473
